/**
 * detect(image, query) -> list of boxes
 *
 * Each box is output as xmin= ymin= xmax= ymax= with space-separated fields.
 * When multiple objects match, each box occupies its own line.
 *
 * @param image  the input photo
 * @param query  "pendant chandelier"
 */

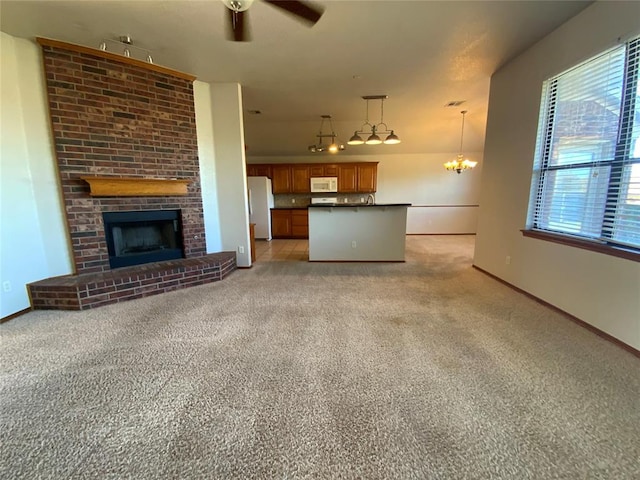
xmin=444 ymin=110 xmax=477 ymax=174
xmin=308 ymin=115 xmax=346 ymax=153
xmin=348 ymin=95 xmax=401 ymax=146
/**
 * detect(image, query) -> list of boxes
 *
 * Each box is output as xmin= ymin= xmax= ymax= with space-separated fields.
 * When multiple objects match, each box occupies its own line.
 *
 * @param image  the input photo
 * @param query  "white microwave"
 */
xmin=310 ymin=177 xmax=338 ymax=193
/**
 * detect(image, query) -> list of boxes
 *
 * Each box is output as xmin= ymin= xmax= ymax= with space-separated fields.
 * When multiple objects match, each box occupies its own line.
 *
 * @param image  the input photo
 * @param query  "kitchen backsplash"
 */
xmin=274 ymin=193 xmax=370 ymax=208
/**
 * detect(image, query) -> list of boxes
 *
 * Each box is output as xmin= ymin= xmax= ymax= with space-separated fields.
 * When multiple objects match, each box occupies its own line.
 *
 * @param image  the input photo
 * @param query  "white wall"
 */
xmin=248 ymin=152 xmax=483 ymax=234
xmin=0 ymin=33 xmax=72 ymax=317
xmin=474 ymin=1 xmax=640 ymax=350
xmin=194 ymin=81 xmax=223 ymax=253
xmin=205 ymin=83 xmax=252 ymax=267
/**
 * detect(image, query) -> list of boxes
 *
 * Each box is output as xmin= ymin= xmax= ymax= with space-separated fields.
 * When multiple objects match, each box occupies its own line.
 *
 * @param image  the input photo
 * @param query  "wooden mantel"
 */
xmin=81 ymin=177 xmax=190 ymax=197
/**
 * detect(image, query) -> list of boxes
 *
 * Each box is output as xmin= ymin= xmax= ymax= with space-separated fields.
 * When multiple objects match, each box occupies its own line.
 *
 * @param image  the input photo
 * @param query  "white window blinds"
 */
xmin=528 ymin=36 xmax=640 ymax=250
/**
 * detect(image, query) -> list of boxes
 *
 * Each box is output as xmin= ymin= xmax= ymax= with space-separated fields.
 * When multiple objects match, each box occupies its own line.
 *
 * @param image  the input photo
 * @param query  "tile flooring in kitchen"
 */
xmin=253 ymin=239 xmax=309 ymax=262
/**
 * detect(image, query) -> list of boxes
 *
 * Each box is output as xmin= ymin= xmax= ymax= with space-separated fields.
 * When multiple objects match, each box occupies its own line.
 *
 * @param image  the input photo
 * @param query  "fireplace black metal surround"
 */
xmin=103 ymin=210 xmax=184 ymax=269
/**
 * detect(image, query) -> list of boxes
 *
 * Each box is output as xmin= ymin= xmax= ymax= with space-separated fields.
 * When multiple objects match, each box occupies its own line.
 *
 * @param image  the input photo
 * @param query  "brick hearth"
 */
xmin=28 ymin=39 xmax=237 ymax=310
xmin=28 ymin=252 xmax=236 ymax=310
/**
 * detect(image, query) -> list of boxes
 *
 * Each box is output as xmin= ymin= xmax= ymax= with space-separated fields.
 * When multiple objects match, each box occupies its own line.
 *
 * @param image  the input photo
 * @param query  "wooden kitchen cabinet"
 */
xmin=271 ymin=165 xmax=292 ymax=193
xmin=357 ymin=163 xmax=377 ymax=193
xmin=323 ymin=164 xmax=339 ymax=176
xmin=271 ymin=209 xmax=292 ymax=237
xmin=338 ymin=164 xmax=358 ymax=192
xmin=249 ymin=223 xmax=256 ymax=262
xmin=309 ymin=165 xmax=324 ymax=176
xmin=291 ymin=165 xmax=310 ymax=193
xmin=271 ymin=209 xmax=308 ymax=238
xmin=249 ymin=162 xmax=377 ymax=194
xmin=338 ymin=163 xmax=377 ymax=193
xmin=247 ymin=164 xmax=272 ymax=177
xmin=291 ymin=209 xmax=309 ymax=238
xmin=309 ymin=164 xmax=338 ymax=177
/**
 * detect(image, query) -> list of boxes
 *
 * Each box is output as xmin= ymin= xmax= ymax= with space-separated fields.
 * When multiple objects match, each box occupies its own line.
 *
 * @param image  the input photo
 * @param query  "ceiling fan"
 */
xmin=222 ymin=0 xmax=324 ymax=42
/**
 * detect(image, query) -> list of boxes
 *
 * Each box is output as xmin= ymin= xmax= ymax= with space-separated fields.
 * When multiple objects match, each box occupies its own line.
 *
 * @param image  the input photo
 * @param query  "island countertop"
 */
xmin=308 ymin=203 xmax=410 ymax=261
xmin=270 ymin=206 xmax=309 ymax=210
xmin=308 ymin=203 xmax=411 ymax=208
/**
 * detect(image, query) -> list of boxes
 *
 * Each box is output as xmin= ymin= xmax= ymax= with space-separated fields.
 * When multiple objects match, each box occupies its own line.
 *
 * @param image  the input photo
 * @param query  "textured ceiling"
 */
xmin=0 ymin=0 xmax=592 ymax=156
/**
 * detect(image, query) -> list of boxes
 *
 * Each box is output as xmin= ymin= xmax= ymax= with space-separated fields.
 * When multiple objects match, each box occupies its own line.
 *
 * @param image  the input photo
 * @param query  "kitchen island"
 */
xmin=308 ymin=203 xmax=410 ymax=261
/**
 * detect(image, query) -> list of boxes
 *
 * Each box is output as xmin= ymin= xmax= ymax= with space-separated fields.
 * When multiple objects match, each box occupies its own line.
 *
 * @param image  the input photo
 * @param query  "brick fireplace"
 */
xmin=27 ymin=38 xmax=236 ymax=310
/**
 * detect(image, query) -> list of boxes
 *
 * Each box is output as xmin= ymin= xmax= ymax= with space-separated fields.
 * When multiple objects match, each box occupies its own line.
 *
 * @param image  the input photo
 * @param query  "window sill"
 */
xmin=521 ymin=230 xmax=639 ymax=262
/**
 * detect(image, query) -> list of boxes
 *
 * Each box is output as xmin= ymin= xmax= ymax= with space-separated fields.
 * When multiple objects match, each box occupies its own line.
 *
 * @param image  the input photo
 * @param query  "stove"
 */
xmin=310 ymin=197 xmax=338 ymax=204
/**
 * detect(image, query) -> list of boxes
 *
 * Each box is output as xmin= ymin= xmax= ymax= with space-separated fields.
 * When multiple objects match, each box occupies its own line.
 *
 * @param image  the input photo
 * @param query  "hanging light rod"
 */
xmin=348 ymin=95 xmax=401 ymax=146
xmin=308 ymin=115 xmax=346 ymax=154
xmin=361 ymin=95 xmax=388 ymax=100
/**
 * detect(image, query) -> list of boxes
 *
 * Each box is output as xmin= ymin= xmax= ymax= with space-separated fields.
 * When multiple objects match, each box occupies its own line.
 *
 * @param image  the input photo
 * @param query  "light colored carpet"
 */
xmin=1 ymin=235 xmax=638 ymax=479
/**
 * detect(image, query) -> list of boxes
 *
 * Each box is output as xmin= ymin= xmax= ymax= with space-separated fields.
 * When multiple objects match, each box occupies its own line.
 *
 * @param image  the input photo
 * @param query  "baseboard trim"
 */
xmin=1 ymin=307 xmax=32 ymax=324
xmin=472 ymin=265 xmax=639 ymax=358
xmin=407 ymin=233 xmax=476 ymax=236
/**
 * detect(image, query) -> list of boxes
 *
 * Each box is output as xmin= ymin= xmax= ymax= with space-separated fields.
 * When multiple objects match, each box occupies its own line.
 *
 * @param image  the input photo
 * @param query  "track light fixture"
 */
xmin=444 ymin=110 xmax=478 ymax=174
xmin=348 ymin=95 xmax=401 ymax=146
xmin=308 ymin=115 xmax=346 ymax=154
xmin=98 ymin=36 xmax=154 ymax=64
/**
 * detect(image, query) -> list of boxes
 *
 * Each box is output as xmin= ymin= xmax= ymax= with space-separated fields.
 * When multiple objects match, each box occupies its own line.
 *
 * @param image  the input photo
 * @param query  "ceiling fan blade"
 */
xmin=263 ymin=1 xmax=324 ymax=25
xmin=227 ymin=8 xmax=250 ymax=42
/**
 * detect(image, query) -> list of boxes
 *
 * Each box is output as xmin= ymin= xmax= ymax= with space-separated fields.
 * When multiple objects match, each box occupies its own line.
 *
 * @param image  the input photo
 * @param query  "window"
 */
xmin=527 ymin=36 xmax=640 ymax=254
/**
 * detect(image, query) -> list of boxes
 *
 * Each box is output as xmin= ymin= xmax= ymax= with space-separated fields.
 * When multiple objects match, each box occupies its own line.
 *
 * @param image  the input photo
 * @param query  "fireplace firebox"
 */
xmin=103 ymin=210 xmax=184 ymax=269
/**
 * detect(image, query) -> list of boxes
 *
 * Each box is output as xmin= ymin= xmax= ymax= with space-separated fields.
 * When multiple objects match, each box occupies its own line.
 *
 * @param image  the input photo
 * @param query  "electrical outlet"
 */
xmin=238 ymin=246 xmax=245 ymax=254
xmin=351 ymin=241 xmax=357 ymax=248
xmin=505 ymin=256 xmax=511 ymax=265
xmin=2 ymin=281 xmax=11 ymax=292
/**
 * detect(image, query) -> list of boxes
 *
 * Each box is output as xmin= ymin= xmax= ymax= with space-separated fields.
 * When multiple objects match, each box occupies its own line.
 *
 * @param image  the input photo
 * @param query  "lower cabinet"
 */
xmin=271 ymin=209 xmax=308 ymax=238
xmin=291 ymin=209 xmax=309 ymax=238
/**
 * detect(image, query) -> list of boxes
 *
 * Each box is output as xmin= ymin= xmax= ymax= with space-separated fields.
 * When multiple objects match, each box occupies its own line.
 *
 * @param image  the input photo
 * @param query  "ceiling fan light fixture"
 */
xmin=224 ymin=0 xmax=324 ymax=42
xmin=222 ymin=0 xmax=254 ymax=12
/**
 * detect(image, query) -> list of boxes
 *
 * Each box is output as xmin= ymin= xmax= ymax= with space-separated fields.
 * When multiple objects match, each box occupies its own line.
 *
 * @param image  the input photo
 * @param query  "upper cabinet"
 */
xmin=323 ymin=164 xmax=339 ymax=176
xmin=271 ymin=165 xmax=292 ymax=194
xmin=337 ymin=163 xmax=377 ymax=193
xmin=247 ymin=162 xmax=377 ymax=194
xmin=291 ymin=165 xmax=310 ymax=193
xmin=309 ymin=165 xmax=324 ymax=176
xmin=247 ymin=164 xmax=272 ymax=177
xmin=357 ymin=163 xmax=377 ymax=193
xmin=309 ymin=164 xmax=338 ymax=177
xmin=337 ymin=164 xmax=358 ymax=192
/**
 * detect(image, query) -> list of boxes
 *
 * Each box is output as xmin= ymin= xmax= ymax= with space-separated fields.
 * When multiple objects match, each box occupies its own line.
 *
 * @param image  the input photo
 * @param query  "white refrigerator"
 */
xmin=248 ymin=176 xmax=274 ymax=240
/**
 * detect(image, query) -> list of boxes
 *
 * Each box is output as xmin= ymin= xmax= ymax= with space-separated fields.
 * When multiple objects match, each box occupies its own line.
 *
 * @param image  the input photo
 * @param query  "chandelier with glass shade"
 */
xmin=444 ymin=110 xmax=478 ymax=174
